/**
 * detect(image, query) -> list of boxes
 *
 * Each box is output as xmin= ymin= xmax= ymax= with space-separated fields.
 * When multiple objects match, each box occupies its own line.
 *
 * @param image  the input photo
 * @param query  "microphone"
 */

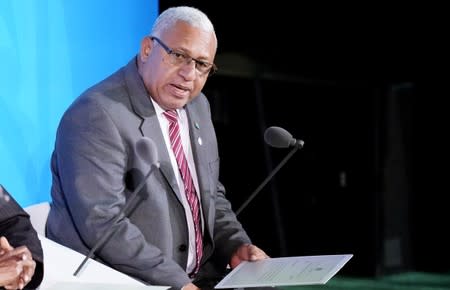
xmin=264 ymin=126 xmax=305 ymax=149
xmin=73 ymin=137 xmax=160 ymax=277
xmin=235 ymin=126 xmax=304 ymax=216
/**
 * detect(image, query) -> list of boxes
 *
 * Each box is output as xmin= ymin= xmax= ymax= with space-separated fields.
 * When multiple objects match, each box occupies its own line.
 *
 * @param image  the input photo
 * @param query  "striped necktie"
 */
xmin=163 ymin=109 xmax=203 ymax=276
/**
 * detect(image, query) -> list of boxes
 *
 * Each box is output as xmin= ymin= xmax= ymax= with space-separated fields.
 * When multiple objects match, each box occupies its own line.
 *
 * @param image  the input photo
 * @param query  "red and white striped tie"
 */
xmin=163 ymin=109 xmax=203 ymax=276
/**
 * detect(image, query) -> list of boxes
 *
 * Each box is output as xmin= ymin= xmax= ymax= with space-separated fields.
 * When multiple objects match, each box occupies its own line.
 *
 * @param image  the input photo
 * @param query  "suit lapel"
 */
xmin=140 ymin=115 xmax=183 ymax=201
xmin=185 ymin=104 xmax=212 ymax=231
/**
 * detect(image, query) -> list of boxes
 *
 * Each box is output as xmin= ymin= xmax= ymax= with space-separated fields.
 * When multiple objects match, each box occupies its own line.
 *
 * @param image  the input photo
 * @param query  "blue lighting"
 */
xmin=0 ymin=0 xmax=158 ymax=207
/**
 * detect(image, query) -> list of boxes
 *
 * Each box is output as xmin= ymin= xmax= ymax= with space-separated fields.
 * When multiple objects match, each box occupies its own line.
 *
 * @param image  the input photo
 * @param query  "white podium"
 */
xmin=38 ymin=234 xmax=168 ymax=290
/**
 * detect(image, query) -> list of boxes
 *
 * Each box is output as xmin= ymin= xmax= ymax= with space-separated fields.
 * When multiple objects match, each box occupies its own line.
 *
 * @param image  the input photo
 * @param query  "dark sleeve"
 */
xmin=0 ymin=188 xmax=44 ymax=289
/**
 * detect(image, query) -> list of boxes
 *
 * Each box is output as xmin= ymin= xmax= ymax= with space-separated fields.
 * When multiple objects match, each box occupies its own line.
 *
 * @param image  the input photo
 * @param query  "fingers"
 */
xmin=0 ymin=236 xmax=13 ymax=254
xmin=0 ymin=259 xmax=24 ymax=289
xmin=10 ymin=246 xmax=32 ymax=258
xmin=20 ymin=256 xmax=36 ymax=286
xmin=5 ymin=279 xmax=24 ymax=290
xmin=0 ymin=250 xmax=36 ymax=290
xmin=247 ymin=244 xmax=269 ymax=261
xmin=181 ymin=282 xmax=201 ymax=290
xmin=0 ymin=237 xmax=32 ymax=263
xmin=2 ymin=259 xmax=34 ymax=290
xmin=230 ymin=244 xmax=269 ymax=269
xmin=0 ymin=246 xmax=33 ymax=262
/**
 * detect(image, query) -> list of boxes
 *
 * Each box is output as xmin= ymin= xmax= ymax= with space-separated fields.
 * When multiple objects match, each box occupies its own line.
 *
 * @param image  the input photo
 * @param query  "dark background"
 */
xmin=160 ymin=1 xmax=448 ymax=278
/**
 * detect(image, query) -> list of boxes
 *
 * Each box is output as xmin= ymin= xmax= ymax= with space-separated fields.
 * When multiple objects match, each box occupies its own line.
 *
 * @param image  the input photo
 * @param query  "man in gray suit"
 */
xmin=46 ymin=6 xmax=268 ymax=290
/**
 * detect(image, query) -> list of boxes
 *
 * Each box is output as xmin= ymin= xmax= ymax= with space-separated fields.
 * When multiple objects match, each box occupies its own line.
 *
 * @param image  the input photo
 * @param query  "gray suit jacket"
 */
xmin=46 ymin=57 xmax=251 ymax=288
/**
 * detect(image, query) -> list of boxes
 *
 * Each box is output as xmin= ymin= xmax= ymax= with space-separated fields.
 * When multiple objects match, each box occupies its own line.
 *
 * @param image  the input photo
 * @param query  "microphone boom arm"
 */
xmin=235 ymin=141 xmax=302 ymax=216
xmin=73 ymin=163 xmax=159 ymax=277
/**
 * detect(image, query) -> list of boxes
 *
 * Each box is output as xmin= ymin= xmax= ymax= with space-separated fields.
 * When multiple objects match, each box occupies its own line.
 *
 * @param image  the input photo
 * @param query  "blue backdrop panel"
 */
xmin=0 ymin=0 xmax=158 ymax=207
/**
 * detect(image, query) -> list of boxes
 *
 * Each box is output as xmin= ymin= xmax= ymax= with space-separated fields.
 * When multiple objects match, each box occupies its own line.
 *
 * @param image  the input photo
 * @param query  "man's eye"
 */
xmin=172 ymin=52 xmax=186 ymax=59
xmin=196 ymin=61 xmax=210 ymax=69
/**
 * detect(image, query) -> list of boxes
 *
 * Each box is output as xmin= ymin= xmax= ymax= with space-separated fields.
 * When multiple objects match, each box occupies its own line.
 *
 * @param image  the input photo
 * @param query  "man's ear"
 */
xmin=139 ymin=37 xmax=152 ymax=61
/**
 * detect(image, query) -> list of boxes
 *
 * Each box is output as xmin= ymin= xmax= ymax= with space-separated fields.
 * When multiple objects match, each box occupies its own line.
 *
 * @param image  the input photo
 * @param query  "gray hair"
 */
xmin=151 ymin=6 xmax=215 ymax=36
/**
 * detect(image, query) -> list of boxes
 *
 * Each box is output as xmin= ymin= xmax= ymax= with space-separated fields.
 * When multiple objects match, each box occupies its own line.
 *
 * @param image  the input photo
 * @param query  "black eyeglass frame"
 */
xmin=149 ymin=36 xmax=218 ymax=76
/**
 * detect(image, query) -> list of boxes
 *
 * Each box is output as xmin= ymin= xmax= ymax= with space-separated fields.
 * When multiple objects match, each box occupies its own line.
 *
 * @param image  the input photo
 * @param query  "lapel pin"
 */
xmin=198 ymin=137 xmax=203 ymax=145
xmin=194 ymin=122 xmax=200 ymax=129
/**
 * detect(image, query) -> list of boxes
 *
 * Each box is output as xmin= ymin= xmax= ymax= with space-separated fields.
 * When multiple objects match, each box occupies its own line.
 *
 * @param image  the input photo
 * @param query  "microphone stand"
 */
xmin=235 ymin=140 xmax=303 ymax=216
xmin=73 ymin=163 xmax=158 ymax=277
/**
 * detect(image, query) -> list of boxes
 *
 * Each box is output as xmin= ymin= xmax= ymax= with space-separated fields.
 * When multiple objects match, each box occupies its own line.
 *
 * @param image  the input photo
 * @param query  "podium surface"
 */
xmin=38 ymin=234 xmax=168 ymax=290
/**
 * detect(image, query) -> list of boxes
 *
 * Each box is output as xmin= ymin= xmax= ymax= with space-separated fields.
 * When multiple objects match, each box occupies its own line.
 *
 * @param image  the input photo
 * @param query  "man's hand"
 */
xmin=229 ymin=243 xmax=269 ymax=269
xmin=181 ymin=282 xmax=200 ymax=290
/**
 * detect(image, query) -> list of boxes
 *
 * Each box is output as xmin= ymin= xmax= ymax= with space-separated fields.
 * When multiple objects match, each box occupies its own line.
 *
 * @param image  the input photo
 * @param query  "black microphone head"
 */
xmin=136 ymin=137 xmax=159 ymax=166
xmin=264 ymin=126 xmax=296 ymax=148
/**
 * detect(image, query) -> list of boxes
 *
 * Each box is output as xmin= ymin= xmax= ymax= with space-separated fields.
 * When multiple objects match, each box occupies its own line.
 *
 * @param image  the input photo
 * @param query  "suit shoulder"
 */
xmin=192 ymin=92 xmax=211 ymax=108
xmin=64 ymin=67 xmax=128 ymax=114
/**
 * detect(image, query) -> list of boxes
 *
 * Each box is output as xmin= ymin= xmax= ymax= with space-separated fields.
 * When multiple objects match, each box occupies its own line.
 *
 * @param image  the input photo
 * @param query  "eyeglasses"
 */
xmin=149 ymin=36 xmax=218 ymax=76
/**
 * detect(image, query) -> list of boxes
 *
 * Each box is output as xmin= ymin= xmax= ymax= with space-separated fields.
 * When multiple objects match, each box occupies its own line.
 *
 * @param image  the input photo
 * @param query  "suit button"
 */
xmin=178 ymin=244 xmax=187 ymax=252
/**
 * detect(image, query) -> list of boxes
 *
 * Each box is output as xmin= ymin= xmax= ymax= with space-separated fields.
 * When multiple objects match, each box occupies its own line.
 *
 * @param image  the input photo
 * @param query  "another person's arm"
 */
xmin=0 ymin=186 xmax=44 ymax=290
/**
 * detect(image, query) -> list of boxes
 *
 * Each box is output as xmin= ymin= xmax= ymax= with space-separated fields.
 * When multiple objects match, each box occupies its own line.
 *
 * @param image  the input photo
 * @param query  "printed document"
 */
xmin=215 ymin=254 xmax=353 ymax=288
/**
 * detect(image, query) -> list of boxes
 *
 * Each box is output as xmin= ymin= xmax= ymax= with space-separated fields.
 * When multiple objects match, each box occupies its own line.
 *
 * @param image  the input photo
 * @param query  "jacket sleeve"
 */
xmin=0 ymin=186 xmax=44 ymax=290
